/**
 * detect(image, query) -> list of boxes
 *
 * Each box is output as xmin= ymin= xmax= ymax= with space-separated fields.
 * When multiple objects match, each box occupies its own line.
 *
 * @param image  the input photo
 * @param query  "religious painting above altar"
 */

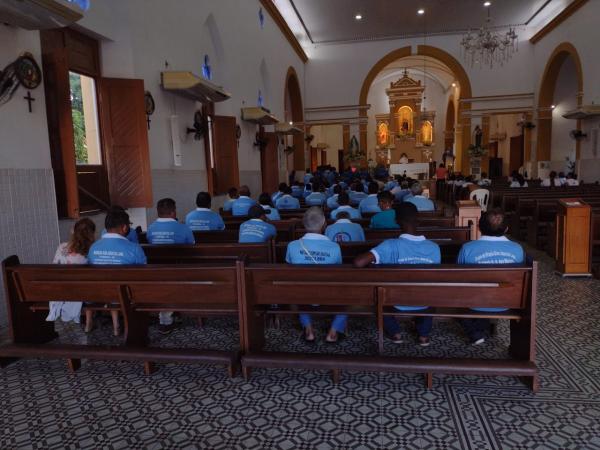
xmin=373 ymin=69 xmax=436 ymax=166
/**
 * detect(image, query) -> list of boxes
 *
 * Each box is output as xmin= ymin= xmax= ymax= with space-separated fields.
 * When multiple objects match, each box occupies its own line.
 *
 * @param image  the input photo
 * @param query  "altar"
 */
xmin=390 ymin=163 xmax=430 ymax=179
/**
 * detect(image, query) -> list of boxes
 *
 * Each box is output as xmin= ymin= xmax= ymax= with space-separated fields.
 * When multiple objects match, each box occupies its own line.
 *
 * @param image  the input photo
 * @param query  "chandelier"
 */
xmin=460 ymin=7 xmax=518 ymax=69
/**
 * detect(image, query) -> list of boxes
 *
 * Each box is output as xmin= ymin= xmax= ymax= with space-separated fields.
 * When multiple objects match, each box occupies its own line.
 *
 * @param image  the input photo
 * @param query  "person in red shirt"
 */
xmin=435 ymin=163 xmax=448 ymax=196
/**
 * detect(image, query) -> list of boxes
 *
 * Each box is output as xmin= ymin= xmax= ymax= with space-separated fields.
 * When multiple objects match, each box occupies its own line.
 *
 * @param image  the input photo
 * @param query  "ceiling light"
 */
xmin=551 ymin=105 xmax=556 ymax=109
xmin=452 ymin=82 xmax=456 ymax=87
xmin=289 ymin=121 xmax=293 ymax=125
xmin=355 ymin=14 xmax=362 ymax=20
xmin=417 ymin=9 xmax=425 ymax=15
xmin=484 ymin=1 xmax=491 ymax=6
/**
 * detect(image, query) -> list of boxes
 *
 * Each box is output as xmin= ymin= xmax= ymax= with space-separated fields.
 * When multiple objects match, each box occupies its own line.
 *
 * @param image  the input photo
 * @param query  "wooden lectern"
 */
xmin=455 ymin=200 xmax=481 ymax=241
xmin=555 ymin=198 xmax=591 ymax=277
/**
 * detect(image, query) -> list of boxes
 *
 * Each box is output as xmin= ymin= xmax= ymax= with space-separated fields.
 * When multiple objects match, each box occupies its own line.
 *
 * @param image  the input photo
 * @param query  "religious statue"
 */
xmin=378 ymin=122 xmax=388 ymax=146
xmin=474 ymin=125 xmax=483 ymax=148
xmin=397 ymin=106 xmax=413 ymax=136
xmin=442 ymin=148 xmax=455 ymax=166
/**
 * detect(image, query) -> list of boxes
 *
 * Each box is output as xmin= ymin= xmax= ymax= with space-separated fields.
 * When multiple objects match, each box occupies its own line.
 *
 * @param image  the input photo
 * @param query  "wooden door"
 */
xmin=212 ymin=116 xmax=239 ymax=195
xmin=261 ymin=132 xmax=279 ymax=193
xmin=321 ymin=150 xmax=327 ymax=166
xmin=509 ymin=135 xmax=524 ymax=174
xmin=98 ymin=78 xmax=152 ymax=208
xmin=310 ymin=147 xmax=319 ymax=172
xmin=338 ymin=150 xmax=345 ymax=171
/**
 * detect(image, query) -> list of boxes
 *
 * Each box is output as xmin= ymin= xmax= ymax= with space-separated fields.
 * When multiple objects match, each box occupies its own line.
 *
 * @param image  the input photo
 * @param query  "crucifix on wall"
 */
xmin=23 ymin=91 xmax=35 ymax=113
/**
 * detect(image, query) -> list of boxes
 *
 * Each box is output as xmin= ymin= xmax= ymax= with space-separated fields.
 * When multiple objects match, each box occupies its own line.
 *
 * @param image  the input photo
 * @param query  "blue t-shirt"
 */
xmin=303 ymin=173 xmax=313 ymax=184
xmin=405 ymin=195 xmax=435 ymax=211
xmin=370 ymin=209 xmax=400 ymax=229
xmin=239 ymin=219 xmax=277 ymax=243
xmin=285 ymin=233 xmax=342 ymax=265
xmin=260 ymin=204 xmax=281 ymax=221
xmin=392 ymin=189 xmax=411 ymax=202
xmin=359 ymin=194 xmax=382 ymax=214
xmin=147 ymin=218 xmax=195 ymax=244
xmin=101 ymin=227 xmax=138 ymax=243
xmin=271 ymin=191 xmax=284 ymax=204
xmin=325 ymin=219 xmax=365 ymax=242
xmin=223 ymin=198 xmax=235 ymax=212
xmin=305 ymin=192 xmax=326 ymax=206
xmin=275 ymin=195 xmax=300 ymax=210
xmin=185 ymin=208 xmax=225 ymax=231
xmin=291 ymin=186 xmax=303 ymax=199
xmin=88 ymin=234 xmax=147 ymax=265
xmin=371 ymin=234 xmax=441 ymax=311
xmin=349 ymin=191 xmax=368 ymax=206
xmin=326 ymin=194 xmax=340 ymax=210
xmin=330 ymin=205 xmax=361 ymax=220
xmin=231 ymin=196 xmax=257 ymax=216
xmin=458 ymin=236 xmax=525 ymax=312
xmin=384 ymin=181 xmax=398 ymax=191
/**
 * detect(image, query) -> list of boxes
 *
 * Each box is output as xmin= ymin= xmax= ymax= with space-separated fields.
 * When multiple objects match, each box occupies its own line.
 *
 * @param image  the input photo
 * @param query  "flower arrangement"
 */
xmin=467 ymin=144 xmax=488 ymax=158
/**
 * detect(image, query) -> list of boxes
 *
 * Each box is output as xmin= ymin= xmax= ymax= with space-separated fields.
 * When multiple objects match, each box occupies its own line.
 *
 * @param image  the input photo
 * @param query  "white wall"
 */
xmin=73 ymin=0 xmax=306 ymax=221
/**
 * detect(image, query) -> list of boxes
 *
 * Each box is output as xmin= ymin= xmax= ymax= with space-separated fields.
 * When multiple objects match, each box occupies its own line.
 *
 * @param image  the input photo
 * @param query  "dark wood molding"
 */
xmin=259 ymin=0 xmax=308 ymax=63
xmin=530 ymin=0 xmax=589 ymax=44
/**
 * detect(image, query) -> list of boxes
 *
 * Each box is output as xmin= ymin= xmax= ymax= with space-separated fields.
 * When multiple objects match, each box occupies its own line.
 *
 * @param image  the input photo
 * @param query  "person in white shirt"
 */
xmin=558 ymin=172 xmax=567 ymax=186
xmin=478 ymin=172 xmax=492 ymax=187
xmin=510 ymin=174 xmax=528 ymax=188
xmin=541 ymin=171 xmax=561 ymax=187
xmin=565 ymin=173 xmax=579 ymax=186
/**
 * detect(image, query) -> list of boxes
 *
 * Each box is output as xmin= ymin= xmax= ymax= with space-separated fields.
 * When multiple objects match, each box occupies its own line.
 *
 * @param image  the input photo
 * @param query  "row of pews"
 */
xmin=462 ymin=181 xmax=600 ymax=276
xmin=0 ymin=209 xmax=539 ymax=390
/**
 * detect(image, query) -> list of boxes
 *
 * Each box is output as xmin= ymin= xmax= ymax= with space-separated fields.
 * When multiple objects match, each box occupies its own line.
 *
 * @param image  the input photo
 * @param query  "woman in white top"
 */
xmin=509 ymin=174 xmax=528 ymax=188
xmin=47 ymin=218 xmax=97 ymax=330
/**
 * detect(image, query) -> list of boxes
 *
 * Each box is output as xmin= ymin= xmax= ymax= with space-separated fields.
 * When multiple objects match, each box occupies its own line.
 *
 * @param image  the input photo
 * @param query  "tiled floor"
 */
xmin=1 ymin=247 xmax=600 ymax=449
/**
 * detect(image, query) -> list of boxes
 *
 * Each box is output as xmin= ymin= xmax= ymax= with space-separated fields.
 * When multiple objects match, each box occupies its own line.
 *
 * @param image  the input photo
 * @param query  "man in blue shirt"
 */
xmin=275 ymin=186 xmax=301 ymax=210
xmin=89 ymin=209 xmax=147 ymax=336
xmin=326 ymin=185 xmax=342 ymax=210
xmin=391 ymin=180 xmax=411 ymax=202
xmin=259 ymin=193 xmax=281 ymax=221
xmin=349 ymin=182 xmax=368 ymax=206
xmin=405 ymin=182 xmax=435 ymax=211
xmin=286 ymin=207 xmax=346 ymax=343
xmin=305 ymin=184 xmax=327 ymax=206
xmin=101 ymin=206 xmax=139 ymax=243
xmin=185 ymin=192 xmax=226 ymax=231
xmin=231 ymin=185 xmax=256 ymax=216
xmin=146 ymin=198 xmax=194 ymax=332
xmin=223 ymin=187 xmax=239 ymax=212
xmin=271 ymin=183 xmax=287 ymax=204
xmin=239 ymin=205 xmax=277 ymax=243
xmin=147 ymin=198 xmax=195 ymax=244
xmin=358 ymin=182 xmax=382 ymax=214
xmin=384 ymin=177 xmax=399 ymax=192
xmin=303 ymin=169 xmax=313 ymax=185
xmin=331 ymin=192 xmax=362 ymax=220
xmin=457 ymin=209 xmax=525 ymax=345
xmin=354 ymin=203 xmax=441 ymax=346
xmin=325 ymin=211 xmax=365 ymax=242
xmin=370 ymin=191 xmax=400 ymax=229
xmin=291 ymin=183 xmax=304 ymax=199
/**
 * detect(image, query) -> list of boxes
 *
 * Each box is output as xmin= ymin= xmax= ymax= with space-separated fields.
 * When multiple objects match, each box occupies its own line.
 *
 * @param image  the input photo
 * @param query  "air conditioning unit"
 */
xmin=0 ymin=0 xmax=84 ymax=30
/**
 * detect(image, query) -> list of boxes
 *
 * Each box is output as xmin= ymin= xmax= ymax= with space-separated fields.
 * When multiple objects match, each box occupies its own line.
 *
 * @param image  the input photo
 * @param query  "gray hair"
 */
xmin=303 ymin=206 xmax=326 ymax=233
xmin=411 ymin=182 xmax=423 ymax=195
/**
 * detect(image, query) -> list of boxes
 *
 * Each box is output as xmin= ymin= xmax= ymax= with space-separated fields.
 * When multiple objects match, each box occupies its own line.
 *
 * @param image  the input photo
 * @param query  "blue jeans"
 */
xmin=384 ymin=315 xmax=432 ymax=337
xmin=299 ymin=313 xmax=348 ymax=333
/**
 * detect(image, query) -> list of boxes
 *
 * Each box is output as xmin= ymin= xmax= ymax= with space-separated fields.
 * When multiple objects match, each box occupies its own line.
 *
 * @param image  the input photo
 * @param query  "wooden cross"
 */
xmin=23 ymin=91 xmax=35 ymax=113
xmin=146 ymin=115 xmax=151 ymax=130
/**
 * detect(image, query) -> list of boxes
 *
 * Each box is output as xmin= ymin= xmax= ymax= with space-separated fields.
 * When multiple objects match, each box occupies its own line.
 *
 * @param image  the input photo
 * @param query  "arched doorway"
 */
xmin=536 ymin=42 xmax=583 ymax=162
xmin=284 ymin=67 xmax=304 ymax=172
xmin=359 ymin=45 xmax=472 ymax=172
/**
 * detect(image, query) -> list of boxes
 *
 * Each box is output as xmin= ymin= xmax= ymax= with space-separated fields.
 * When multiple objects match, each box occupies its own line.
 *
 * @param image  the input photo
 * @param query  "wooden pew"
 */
xmin=0 ymin=256 xmax=243 ymax=375
xmin=291 ymin=226 xmax=470 ymax=242
xmin=239 ymin=261 xmax=538 ymax=390
xmin=142 ymin=242 xmax=273 ymax=264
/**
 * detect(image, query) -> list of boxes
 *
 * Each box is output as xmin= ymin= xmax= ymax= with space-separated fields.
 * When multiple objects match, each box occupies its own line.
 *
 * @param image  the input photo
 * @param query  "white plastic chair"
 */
xmin=470 ymin=188 xmax=490 ymax=212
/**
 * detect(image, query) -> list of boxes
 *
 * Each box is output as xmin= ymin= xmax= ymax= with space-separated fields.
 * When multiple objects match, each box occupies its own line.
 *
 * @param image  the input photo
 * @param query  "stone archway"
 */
xmin=359 ymin=45 xmax=472 ymax=172
xmin=284 ymin=66 xmax=304 ymax=170
xmin=536 ymin=42 xmax=584 ymax=162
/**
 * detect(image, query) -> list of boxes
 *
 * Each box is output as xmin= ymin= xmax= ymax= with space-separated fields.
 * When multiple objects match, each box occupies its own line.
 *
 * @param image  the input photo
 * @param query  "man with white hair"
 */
xmin=285 ymin=207 xmax=347 ymax=343
xmin=404 ymin=182 xmax=435 ymax=211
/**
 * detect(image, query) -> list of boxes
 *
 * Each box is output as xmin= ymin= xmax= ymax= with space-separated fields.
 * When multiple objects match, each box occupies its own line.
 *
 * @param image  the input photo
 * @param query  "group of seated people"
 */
xmin=508 ymin=170 xmax=579 ymax=188
xmin=50 ymin=186 xmax=523 ymax=348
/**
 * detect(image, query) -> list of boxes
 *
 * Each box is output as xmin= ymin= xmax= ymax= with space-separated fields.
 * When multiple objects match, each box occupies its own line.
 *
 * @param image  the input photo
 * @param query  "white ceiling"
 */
xmin=285 ymin=0 xmax=560 ymax=44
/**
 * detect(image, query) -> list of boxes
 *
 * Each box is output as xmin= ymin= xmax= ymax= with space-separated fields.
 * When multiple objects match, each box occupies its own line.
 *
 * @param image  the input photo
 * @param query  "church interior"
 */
xmin=1 ymin=0 xmax=600 ymax=448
